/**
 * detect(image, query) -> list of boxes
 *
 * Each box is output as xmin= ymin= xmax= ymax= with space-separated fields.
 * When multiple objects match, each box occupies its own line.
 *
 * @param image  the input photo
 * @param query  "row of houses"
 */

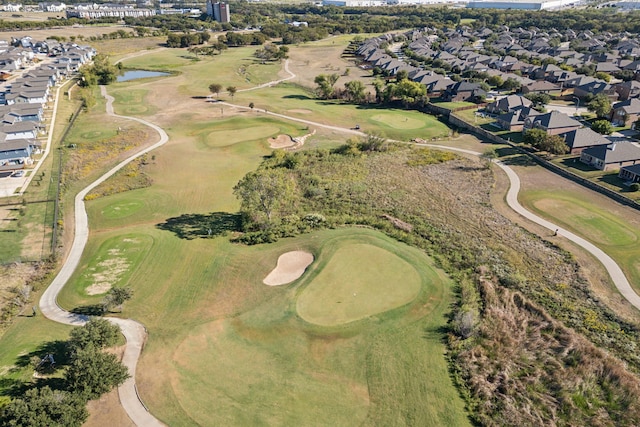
xmin=0 ymin=41 xmax=95 ymax=171
xmin=358 ymin=24 xmax=640 ymax=106
xmin=486 ymin=93 xmax=640 ymax=178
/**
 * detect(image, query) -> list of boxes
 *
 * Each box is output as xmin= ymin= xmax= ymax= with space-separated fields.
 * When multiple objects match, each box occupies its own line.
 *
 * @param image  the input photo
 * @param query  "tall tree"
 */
xmin=102 ymin=287 xmax=133 ymax=313
xmin=66 ymin=346 xmax=129 ymax=400
xmin=68 ymin=319 xmax=120 ymax=353
xmin=233 ymin=168 xmax=297 ymax=229
xmin=587 ymin=93 xmax=612 ymax=118
xmin=209 ymin=83 xmax=222 ymax=98
xmin=344 ymin=80 xmax=366 ymax=103
xmin=0 ymin=386 xmax=88 ymax=427
xmin=227 ymin=86 xmax=237 ymax=101
xmin=314 ymin=73 xmax=339 ymax=99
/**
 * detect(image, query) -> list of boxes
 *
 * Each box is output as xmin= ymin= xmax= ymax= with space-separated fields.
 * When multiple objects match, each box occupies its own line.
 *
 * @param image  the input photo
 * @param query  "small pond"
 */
xmin=117 ymin=70 xmax=170 ymax=82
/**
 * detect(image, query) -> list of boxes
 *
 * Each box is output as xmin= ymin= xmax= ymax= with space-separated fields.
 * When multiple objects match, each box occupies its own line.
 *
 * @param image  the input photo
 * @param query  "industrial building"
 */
xmin=467 ymin=0 xmax=578 ymax=8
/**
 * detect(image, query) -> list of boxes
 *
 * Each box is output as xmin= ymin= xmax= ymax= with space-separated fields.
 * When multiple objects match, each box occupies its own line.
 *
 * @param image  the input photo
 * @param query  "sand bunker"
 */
xmin=269 ymin=134 xmax=296 ymax=149
xmin=288 ymin=109 xmax=312 ymax=114
xmin=263 ymin=251 xmax=314 ymax=286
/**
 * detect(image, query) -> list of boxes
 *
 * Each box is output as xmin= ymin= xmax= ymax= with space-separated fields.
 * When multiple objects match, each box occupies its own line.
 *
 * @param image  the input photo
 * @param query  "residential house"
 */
xmin=486 ymin=94 xmax=532 ymax=114
xmin=441 ymin=82 xmax=487 ymax=103
xmin=521 ymin=80 xmax=560 ymax=94
xmin=496 ymin=106 xmax=539 ymax=132
xmin=610 ymin=98 xmax=640 ymax=126
xmin=619 ymin=163 xmax=640 ymax=183
xmin=559 ymin=127 xmax=610 ymax=154
xmin=0 ymin=121 xmax=39 ymax=140
xmin=524 ymin=110 xmax=582 ymax=135
xmin=580 ymin=142 xmax=640 ymax=171
xmin=573 ymin=81 xmax=618 ymax=101
xmin=0 ymin=138 xmax=37 ymax=168
xmin=613 ymin=80 xmax=640 ymax=101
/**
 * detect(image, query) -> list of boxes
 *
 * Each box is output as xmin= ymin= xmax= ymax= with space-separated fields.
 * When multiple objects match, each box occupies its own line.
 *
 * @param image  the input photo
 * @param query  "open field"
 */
xmin=0 ymin=24 xmax=134 ymax=43
xmin=49 ymin=43 xmax=470 ymax=423
xmin=118 ymin=47 xmax=284 ymax=97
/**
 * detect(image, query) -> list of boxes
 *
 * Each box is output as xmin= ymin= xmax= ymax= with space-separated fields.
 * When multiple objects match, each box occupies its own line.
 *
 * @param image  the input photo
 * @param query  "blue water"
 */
xmin=117 ymin=70 xmax=170 ymax=82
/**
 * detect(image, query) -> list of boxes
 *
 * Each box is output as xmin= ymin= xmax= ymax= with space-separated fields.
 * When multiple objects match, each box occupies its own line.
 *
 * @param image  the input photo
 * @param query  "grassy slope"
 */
xmin=519 ymin=189 xmax=640 ymax=291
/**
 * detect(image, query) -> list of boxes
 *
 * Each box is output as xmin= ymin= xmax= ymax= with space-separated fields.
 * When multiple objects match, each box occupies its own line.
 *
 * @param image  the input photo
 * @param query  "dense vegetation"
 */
xmin=234 ymin=141 xmax=640 ymax=425
xmin=0 ymin=319 xmax=128 ymax=427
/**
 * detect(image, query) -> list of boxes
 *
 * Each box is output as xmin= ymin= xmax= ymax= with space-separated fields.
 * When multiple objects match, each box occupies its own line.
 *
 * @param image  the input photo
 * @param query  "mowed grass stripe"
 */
xmin=296 ymin=243 xmax=421 ymax=326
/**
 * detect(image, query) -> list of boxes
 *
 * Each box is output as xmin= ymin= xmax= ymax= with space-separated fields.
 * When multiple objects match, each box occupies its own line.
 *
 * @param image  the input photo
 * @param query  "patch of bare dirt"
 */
xmin=268 ymin=134 xmax=295 ymax=149
xmin=85 ymin=256 xmax=130 ymax=295
xmin=263 ymin=251 xmax=314 ymax=286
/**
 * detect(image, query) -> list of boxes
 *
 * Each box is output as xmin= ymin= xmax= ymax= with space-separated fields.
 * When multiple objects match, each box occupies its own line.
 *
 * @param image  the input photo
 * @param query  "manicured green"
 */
xmin=520 ymin=190 xmax=640 ymax=290
xmin=296 ymin=243 xmax=422 ymax=326
xmin=110 ymin=88 xmax=157 ymax=116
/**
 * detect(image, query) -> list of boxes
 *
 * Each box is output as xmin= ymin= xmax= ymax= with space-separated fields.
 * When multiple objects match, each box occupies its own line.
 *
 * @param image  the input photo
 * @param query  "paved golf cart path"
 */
xmin=38 ymin=58 xmax=640 ymax=427
xmin=39 ymin=85 xmax=168 ymax=427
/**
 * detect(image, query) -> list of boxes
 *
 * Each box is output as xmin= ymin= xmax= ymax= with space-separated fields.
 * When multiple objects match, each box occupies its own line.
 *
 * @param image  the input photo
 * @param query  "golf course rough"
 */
xmin=296 ymin=243 xmax=422 ymax=326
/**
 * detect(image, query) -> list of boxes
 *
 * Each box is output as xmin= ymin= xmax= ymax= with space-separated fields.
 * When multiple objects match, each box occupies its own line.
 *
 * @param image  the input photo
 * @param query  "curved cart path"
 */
xmin=39 ymin=85 xmax=168 ymax=427
xmin=422 ymin=144 xmax=640 ymax=309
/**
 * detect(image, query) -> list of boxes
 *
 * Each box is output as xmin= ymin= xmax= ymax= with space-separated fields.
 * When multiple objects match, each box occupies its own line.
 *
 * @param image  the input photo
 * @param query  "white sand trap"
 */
xmin=288 ymin=109 xmax=312 ymax=114
xmin=268 ymin=134 xmax=296 ymax=149
xmin=263 ymin=251 xmax=314 ymax=286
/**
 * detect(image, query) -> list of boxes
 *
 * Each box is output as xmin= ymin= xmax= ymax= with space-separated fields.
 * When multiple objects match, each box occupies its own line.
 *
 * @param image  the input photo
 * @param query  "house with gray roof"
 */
xmin=486 ymin=94 xmax=531 ymax=114
xmin=610 ymin=98 xmax=640 ymax=126
xmin=524 ymin=110 xmax=582 ymax=135
xmin=559 ymin=127 xmax=610 ymax=154
xmin=580 ymin=142 xmax=640 ymax=171
xmin=619 ymin=163 xmax=640 ymax=183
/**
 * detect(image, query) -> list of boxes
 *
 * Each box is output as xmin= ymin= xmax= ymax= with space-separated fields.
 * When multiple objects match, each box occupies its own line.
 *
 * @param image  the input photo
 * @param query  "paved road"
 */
xmin=39 ymin=86 xmax=168 ymax=427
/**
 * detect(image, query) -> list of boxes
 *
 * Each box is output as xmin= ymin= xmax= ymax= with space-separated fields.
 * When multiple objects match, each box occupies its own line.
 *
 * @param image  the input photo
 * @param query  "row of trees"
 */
xmin=313 ymin=73 xmax=427 ymax=108
xmin=208 ymin=83 xmax=237 ymax=100
xmin=1 ymin=319 xmax=129 ymax=426
xmin=167 ymin=31 xmax=210 ymax=48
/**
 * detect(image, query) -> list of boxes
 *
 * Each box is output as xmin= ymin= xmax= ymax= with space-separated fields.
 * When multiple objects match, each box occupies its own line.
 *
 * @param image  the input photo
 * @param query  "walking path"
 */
xmin=39 ymin=86 xmax=168 ymax=427
xmin=37 ymin=56 xmax=640 ymax=427
xmin=421 ymin=144 xmax=640 ymax=309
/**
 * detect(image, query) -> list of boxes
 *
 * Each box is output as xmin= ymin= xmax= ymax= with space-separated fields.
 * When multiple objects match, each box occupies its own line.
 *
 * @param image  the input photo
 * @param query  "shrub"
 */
xmin=630 ymin=182 xmax=640 ymax=192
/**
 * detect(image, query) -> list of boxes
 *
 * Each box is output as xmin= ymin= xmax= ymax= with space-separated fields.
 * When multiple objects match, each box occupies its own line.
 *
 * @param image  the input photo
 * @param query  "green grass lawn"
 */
xmin=431 ymin=101 xmax=477 ymax=110
xmin=296 ymin=242 xmax=422 ymax=326
xmin=0 ymin=316 xmax=72 ymax=398
xmin=519 ymin=190 xmax=640 ymax=291
xmin=2 ymin=39 xmax=474 ymax=425
xmin=51 ymin=88 xmax=469 ymax=425
xmin=109 ymin=88 xmax=158 ymax=116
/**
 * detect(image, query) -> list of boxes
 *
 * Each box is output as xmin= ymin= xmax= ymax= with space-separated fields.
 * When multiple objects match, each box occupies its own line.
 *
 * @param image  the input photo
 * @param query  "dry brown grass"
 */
xmin=0 ymin=24 xmax=134 ymax=43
